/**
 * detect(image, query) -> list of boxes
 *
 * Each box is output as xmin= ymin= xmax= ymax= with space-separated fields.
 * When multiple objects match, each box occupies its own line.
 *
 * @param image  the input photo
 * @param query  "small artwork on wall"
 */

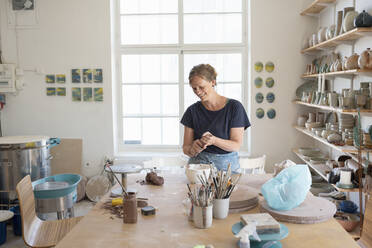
xmin=72 ymin=87 xmax=81 ymax=101
xmin=72 ymin=69 xmax=81 ymax=83
xmin=83 ymin=88 xmax=93 ymax=101
xmin=45 ymin=75 xmax=55 ymax=83
xmin=56 ymin=87 xmax=66 ymax=96
xmin=94 ymin=87 xmax=103 ymax=101
xmin=93 ymin=69 xmax=103 ymax=83
xmin=56 ymin=74 xmax=66 ymax=83
xmin=83 ymin=69 xmax=93 ymax=83
xmin=46 ymin=87 xmax=56 ymax=96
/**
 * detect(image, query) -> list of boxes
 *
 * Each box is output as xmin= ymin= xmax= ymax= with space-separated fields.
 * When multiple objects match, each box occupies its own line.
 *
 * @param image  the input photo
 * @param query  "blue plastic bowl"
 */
xmin=339 ymin=200 xmax=358 ymax=213
xmin=32 ymin=174 xmax=81 ymax=199
xmin=9 ymin=206 xmax=22 ymax=236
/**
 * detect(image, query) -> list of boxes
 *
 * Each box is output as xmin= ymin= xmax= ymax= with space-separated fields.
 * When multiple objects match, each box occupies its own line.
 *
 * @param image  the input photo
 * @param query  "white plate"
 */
xmin=343 ymin=11 xmax=358 ymax=33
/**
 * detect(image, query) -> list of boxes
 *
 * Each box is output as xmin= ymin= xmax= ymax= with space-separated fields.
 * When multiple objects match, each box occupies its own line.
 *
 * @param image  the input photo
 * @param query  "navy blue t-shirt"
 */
xmin=180 ymin=99 xmax=250 ymax=154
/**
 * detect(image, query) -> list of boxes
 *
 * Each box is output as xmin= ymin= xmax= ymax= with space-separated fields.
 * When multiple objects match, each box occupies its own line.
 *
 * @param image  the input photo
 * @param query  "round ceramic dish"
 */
xmin=298 ymin=147 xmax=321 ymax=157
xmin=310 ymin=157 xmax=328 ymax=164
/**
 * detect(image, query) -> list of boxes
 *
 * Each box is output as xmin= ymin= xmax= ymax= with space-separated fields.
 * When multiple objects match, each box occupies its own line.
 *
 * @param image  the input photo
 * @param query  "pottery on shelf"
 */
xmin=343 ymin=11 xmax=359 ymax=33
xmin=354 ymin=10 xmax=372 ymax=27
xmin=358 ymin=48 xmax=370 ymax=69
xmin=345 ymin=53 xmax=360 ymax=70
xmin=318 ymin=27 xmax=327 ymax=43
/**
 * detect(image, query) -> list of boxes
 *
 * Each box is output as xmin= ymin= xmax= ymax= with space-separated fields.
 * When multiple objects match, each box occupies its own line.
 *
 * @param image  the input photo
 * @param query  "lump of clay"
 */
xmin=145 ymin=172 xmax=164 ymax=186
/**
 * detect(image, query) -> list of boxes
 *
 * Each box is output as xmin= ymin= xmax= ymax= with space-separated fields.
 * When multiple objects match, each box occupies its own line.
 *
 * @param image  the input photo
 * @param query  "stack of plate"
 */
xmin=229 ymin=185 xmax=259 ymax=213
xmin=338 ymin=114 xmax=355 ymax=132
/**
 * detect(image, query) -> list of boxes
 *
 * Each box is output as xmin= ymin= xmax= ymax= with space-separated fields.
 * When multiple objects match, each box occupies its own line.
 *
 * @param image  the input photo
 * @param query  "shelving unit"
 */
xmin=302 ymin=69 xmax=372 ymax=78
xmin=293 ymin=100 xmax=372 ymax=115
xmin=301 ymin=27 xmax=372 ymax=54
xmin=300 ymin=0 xmax=336 ymax=16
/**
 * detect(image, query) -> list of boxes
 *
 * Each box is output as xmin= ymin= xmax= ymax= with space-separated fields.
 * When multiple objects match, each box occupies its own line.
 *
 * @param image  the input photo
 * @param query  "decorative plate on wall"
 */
xmin=256 ymin=108 xmax=265 ymax=119
xmin=266 ymin=92 xmax=275 ymax=103
xmin=254 ymin=77 xmax=263 ymax=88
xmin=265 ymin=61 xmax=275 ymax=73
xmin=265 ymin=77 xmax=275 ymax=88
xmin=267 ymin=108 xmax=276 ymax=119
xmin=254 ymin=62 xmax=263 ymax=72
xmin=255 ymin=93 xmax=264 ymax=103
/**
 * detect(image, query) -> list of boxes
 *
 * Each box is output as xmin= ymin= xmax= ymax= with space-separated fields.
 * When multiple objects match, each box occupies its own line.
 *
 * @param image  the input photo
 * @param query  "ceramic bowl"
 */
xmin=310 ymin=157 xmax=328 ymax=164
xmin=305 ymin=122 xmax=322 ymax=130
xmin=298 ymin=147 xmax=321 ymax=157
xmin=185 ymin=164 xmax=211 ymax=184
xmin=335 ymin=212 xmax=360 ymax=232
xmin=310 ymin=183 xmax=334 ymax=196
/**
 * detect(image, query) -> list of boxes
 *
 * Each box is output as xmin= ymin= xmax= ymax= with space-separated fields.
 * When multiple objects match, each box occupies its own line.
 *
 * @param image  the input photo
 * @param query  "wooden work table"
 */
xmin=56 ymin=173 xmax=358 ymax=248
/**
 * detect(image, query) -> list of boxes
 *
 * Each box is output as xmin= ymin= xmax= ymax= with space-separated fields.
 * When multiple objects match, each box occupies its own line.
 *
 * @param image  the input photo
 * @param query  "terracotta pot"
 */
xmin=345 ymin=53 xmax=360 ymax=70
xmin=358 ymin=48 xmax=370 ymax=69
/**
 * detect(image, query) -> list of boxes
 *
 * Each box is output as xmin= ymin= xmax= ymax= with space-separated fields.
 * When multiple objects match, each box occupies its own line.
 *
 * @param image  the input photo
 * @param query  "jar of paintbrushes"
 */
xmin=187 ymin=173 xmax=214 ymax=229
xmin=212 ymin=164 xmax=241 ymax=219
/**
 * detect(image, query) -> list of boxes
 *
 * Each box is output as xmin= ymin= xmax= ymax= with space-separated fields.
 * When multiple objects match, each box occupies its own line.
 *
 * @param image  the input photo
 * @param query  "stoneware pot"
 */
xmin=213 ymin=198 xmax=230 ymax=219
xmin=193 ymin=205 xmax=213 ymax=229
xmin=345 ymin=53 xmax=360 ymax=70
xmin=354 ymin=10 xmax=372 ymax=27
xmin=358 ymin=48 xmax=370 ymax=69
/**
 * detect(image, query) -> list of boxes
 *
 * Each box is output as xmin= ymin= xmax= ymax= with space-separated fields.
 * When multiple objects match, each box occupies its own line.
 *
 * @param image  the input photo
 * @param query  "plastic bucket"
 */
xmin=0 ymin=221 xmax=6 ymax=245
xmin=9 ymin=206 xmax=22 ymax=236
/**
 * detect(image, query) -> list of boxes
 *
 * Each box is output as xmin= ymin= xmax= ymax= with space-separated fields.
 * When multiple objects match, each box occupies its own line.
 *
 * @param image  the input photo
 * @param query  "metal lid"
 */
xmin=0 ymin=136 xmax=49 ymax=145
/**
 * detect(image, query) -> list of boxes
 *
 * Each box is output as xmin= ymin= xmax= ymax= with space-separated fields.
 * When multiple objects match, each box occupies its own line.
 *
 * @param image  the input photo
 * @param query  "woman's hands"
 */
xmin=200 ymin=131 xmax=215 ymax=148
xmin=189 ymin=139 xmax=205 ymax=157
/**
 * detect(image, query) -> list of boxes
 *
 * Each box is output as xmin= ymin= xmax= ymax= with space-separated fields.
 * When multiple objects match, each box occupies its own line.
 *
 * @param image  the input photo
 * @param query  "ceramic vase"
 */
xmin=354 ymin=10 xmax=372 ymax=27
xmin=346 ymin=53 xmax=360 ymax=70
xmin=358 ymin=48 xmax=370 ymax=69
xmin=368 ymin=49 xmax=372 ymax=69
xmin=213 ymin=198 xmax=230 ymax=219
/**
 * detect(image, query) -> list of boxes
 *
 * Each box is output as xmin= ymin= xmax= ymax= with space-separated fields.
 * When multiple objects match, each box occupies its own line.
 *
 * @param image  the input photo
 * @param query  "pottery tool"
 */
xmin=104 ymin=163 xmax=128 ymax=196
xmin=240 ymin=213 xmax=280 ymax=234
xmin=187 ymin=172 xmax=214 ymax=207
xmin=141 ymin=206 xmax=156 ymax=216
xmin=259 ymin=194 xmax=336 ymax=224
xmin=211 ymin=164 xmax=241 ymax=199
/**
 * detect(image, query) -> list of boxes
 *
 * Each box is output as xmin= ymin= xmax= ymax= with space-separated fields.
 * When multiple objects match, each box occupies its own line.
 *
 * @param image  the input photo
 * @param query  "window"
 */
xmin=116 ymin=0 xmax=248 ymax=150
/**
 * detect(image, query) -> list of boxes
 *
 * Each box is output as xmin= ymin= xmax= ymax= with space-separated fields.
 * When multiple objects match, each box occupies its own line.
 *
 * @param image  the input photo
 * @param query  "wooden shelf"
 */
xmin=302 ymin=69 xmax=372 ymax=78
xmin=293 ymin=125 xmax=372 ymax=154
xmin=300 ymin=0 xmax=336 ymax=16
xmin=301 ymin=28 xmax=372 ymax=54
xmin=293 ymin=149 xmax=361 ymax=193
xmin=293 ymin=100 xmax=372 ymax=115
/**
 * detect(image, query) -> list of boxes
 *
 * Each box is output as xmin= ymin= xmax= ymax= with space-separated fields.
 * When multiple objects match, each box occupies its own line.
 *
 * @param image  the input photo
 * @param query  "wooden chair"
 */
xmin=359 ymin=195 xmax=372 ymax=248
xmin=16 ymin=175 xmax=83 ymax=248
xmin=239 ymin=155 xmax=266 ymax=174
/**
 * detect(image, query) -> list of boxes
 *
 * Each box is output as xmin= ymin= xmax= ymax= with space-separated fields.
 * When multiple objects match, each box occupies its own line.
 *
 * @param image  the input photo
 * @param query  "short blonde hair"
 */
xmin=188 ymin=64 xmax=217 ymax=84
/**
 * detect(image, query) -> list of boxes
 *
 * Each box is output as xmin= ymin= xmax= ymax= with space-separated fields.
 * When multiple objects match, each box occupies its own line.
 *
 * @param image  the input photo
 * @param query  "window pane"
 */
xmin=184 ymin=53 xmax=242 ymax=82
xmin=123 ymin=118 xmax=141 ymax=144
xmin=184 ymin=14 xmax=241 ymax=44
xmin=184 ymin=84 xmax=199 ymax=109
xmin=142 ymin=85 xmax=161 ymax=114
xmin=216 ymin=83 xmax=242 ymax=102
xmin=122 ymin=85 xmax=141 ymax=115
xmin=121 ymin=0 xmax=177 ymax=14
xmin=162 ymin=85 xmax=179 ymax=115
xmin=143 ymin=118 xmax=161 ymax=144
xmin=184 ymin=0 xmax=241 ymax=13
xmin=121 ymin=15 xmax=178 ymax=45
xmin=122 ymin=54 xmax=178 ymax=83
xmin=162 ymin=118 xmax=179 ymax=145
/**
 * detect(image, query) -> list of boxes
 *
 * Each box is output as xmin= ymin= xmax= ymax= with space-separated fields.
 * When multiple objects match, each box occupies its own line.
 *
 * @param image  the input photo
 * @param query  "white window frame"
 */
xmin=112 ymin=0 xmax=249 ymax=153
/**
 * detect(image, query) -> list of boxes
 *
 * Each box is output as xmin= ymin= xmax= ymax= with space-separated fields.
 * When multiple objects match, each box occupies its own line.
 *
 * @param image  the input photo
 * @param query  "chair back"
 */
xmin=239 ymin=155 xmax=266 ymax=174
xmin=361 ymin=195 xmax=372 ymax=248
xmin=16 ymin=175 xmax=40 ymax=246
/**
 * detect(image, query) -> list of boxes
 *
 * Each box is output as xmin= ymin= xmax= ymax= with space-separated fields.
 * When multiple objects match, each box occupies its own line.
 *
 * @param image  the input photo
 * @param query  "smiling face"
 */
xmin=189 ymin=76 xmax=216 ymax=101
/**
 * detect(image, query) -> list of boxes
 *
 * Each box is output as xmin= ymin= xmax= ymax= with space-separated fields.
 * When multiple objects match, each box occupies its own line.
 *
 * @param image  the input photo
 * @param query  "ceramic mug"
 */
xmin=297 ymin=115 xmax=308 ymax=127
xmin=213 ymin=198 xmax=230 ymax=219
xmin=193 ymin=205 xmax=213 ymax=229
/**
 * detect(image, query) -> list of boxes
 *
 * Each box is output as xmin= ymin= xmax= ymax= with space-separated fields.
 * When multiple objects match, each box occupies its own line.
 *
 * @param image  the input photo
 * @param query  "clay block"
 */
xmin=240 ymin=213 xmax=280 ymax=234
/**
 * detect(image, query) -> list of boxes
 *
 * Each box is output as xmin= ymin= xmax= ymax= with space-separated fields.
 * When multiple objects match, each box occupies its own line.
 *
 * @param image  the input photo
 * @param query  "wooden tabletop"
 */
xmin=56 ymin=173 xmax=358 ymax=248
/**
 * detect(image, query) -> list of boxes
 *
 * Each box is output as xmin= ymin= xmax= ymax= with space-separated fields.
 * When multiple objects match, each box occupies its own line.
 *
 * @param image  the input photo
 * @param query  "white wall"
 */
xmin=0 ymin=0 xmax=322 ymax=175
xmin=0 ymin=0 xmax=114 ymax=177
xmin=249 ymin=0 xmax=317 ymax=170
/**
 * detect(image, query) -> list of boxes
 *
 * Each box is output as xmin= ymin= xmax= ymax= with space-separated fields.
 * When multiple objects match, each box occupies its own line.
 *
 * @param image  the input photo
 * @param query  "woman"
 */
xmin=181 ymin=64 xmax=250 ymax=172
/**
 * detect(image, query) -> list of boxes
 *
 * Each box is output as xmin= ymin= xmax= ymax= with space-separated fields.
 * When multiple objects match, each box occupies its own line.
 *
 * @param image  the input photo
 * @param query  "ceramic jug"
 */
xmin=354 ymin=10 xmax=372 ymax=27
xmin=336 ymin=59 xmax=343 ymax=71
xmin=342 ymin=57 xmax=348 ymax=71
xmin=358 ymin=48 xmax=370 ymax=69
xmin=346 ymin=53 xmax=360 ymax=70
xmin=368 ymin=49 xmax=372 ymax=69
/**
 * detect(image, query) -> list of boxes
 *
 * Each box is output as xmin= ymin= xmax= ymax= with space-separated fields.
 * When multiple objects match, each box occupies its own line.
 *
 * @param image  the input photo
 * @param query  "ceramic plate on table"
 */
xmin=256 ymin=93 xmax=264 ymax=103
xmin=266 ymin=92 xmax=275 ymax=103
xmin=256 ymin=108 xmax=265 ymax=119
xmin=232 ymin=222 xmax=289 ymax=241
xmin=265 ymin=77 xmax=275 ymax=88
xmin=255 ymin=62 xmax=263 ymax=72
xmin=342 ymin=11 xmax=358 ymax=33
xmin=336 ymin=182 xmax=355 ymax=189
xmin=295 ymin=81 xmax=318 ymax=100
xmin=255 ymin=77 xmax=263 ymax=88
